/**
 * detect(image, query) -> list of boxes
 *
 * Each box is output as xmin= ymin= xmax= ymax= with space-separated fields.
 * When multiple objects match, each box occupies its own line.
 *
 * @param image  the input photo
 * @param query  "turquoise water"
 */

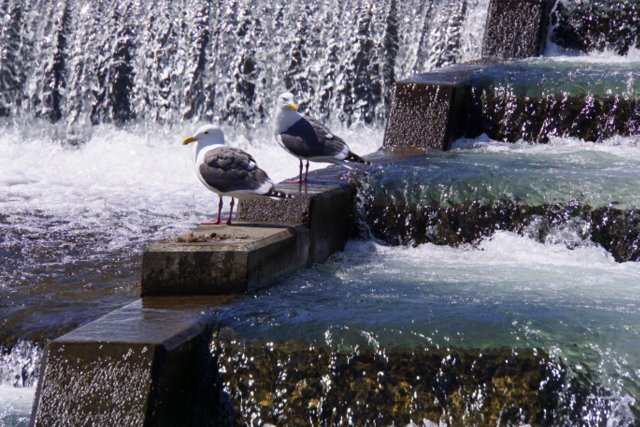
xmin=369 ymin=135 xmax=640 ymax=208
xmin=213 ymin=232 xmax=640 ymax=422
xmin=209 ymin=136 xmax=640 ymax=423
xmin=468 ymin=56 xmax=640 ymax=98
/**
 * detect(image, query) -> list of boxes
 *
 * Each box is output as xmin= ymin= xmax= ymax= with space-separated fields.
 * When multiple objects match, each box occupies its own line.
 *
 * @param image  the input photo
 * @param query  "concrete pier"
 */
xmin=33 ymin=178 xmax=358 ymax=425
xmin=238 ymin=182 xmax=355 ymax=265
xmin=31 ymin=297 xmax=231 ymax=426
xmin=383 ymin=66 xmax=480 ymax=151
xmin=482 ymin=0 xmax=552 ymax=59
xmin=140 ymin=181 xmax=355 ymax=296
xmin=141 ymin=223 xmax=309 ymax=295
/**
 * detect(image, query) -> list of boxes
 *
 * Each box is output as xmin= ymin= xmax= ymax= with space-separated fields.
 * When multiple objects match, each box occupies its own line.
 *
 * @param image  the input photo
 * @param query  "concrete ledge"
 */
xmin=31 ymin=297 xmax=230 ymax=426
xmin=383 ymin=66 xmax=479 ymax=150
xmin=141 ymin=223 xmax=309 ymax=296
xmin=238 ymin=182 xmax=355 ymax=265
xmin=482 ymin=0 xmax=552 ymax=59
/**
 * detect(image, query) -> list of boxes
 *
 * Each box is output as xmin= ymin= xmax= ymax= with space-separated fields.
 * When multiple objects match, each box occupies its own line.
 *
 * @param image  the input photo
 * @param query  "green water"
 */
xmin=469 ymin=57 xmax=640 ymax=99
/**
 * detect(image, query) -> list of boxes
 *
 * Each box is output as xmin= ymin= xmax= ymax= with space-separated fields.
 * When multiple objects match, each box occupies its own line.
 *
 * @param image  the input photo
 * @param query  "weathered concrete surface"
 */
xmin=31 ymin=297 xmax=231 ymax=427
xmin=482 ymin=0 xmax=552 ymax=59
xmin=238 ymin=182 xmax=355 ymax=265
xmin=383 ymin=66 xmax=479 ymax=151
xmin=141 ymin=223 xmax=309 ymax=296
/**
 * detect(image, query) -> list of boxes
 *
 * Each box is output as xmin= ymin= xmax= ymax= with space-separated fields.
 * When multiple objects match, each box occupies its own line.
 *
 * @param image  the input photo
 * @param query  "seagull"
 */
xmin=273 ymin=92 xmax=370 ymax=183
xmin=182 ymin=125 xmax=291 ymax=225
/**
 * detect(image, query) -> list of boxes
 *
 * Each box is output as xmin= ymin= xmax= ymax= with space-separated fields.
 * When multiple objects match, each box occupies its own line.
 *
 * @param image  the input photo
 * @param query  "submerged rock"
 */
xmin=209 ymin=335 xmax=608 ymax=425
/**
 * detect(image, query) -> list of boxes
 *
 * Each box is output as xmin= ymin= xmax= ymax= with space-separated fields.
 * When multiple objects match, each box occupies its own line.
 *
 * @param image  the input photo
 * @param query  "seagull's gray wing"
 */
xmin=199 ymin=146 xmax=272 ymax=194
xmin=279 ymin=115 xmax=348 ymax=159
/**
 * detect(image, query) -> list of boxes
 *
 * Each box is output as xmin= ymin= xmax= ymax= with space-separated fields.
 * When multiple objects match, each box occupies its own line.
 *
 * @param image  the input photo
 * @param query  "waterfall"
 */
xmin=0 ymin=0 xmax=489 ymax=128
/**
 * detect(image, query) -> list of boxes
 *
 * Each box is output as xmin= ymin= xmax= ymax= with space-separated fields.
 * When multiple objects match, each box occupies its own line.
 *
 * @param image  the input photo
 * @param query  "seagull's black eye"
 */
xmin=204 ymin=131 xmax=209 ymax=134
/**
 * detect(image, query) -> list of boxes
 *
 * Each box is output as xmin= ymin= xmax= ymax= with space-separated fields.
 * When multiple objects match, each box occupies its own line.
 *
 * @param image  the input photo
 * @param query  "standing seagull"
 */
xmin=182 ymin=125 xmax=291 ymax=225
xmin=273 ymin=92 xmax=370 ymax=183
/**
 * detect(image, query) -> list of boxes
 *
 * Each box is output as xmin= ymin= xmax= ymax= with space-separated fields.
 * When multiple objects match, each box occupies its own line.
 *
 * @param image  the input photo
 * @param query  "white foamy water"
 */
xmin=0 ymin=385 xmax=33 ymax=427
xmin=0 ymin=122 xmax=383 ymax=255
xmin=0 ymin=342 xmax=41 ymax=426
xmin=545 ymin=46 xmax=640 ymax=64
xmin=454 ymin=133 xmax=640 ymax=159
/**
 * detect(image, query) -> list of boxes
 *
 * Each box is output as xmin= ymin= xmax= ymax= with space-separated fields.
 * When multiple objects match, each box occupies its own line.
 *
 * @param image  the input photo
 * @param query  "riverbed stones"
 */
xmin=362 ymin=196 xmax=640 ymax=263
xmin=466 ymin=92 xmax=640 ymax=143
xmin=210 ymin=336 xmax=598 ymax=425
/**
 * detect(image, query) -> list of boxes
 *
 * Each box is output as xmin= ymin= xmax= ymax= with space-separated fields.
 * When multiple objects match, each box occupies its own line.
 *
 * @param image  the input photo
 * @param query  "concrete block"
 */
xmin=482 ymin=0 xmax=552 ymax=59
xmin=383 ymin=67 xmax=478 ymax=150
xmin=31 ymin=297 xmax=228 ymax=426
xmin=141 ymin=223 xmax=309 ymax=296
xmin=238 ymin=183 xmax=355 ymax=265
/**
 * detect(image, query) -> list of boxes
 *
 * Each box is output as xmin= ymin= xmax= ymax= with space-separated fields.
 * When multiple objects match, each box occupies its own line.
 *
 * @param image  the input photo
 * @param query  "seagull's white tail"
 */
xmin=346 ymin=151 xmax=371 ymax=165
xmin=266 ymin=188 xmax=294 ymax=200
xmin=327 ymin=159 xmax=354 ymax=170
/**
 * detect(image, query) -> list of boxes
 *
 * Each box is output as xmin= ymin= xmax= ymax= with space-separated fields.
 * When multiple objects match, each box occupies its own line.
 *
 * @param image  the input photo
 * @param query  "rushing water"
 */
xmin=1 ymin=0 xmax=640 ymax=424
xmin=0 ymin=122 xmax=383 ymax=424
xmin=207 ymin=134 xmax=640 ymax=423
xmin=212 ymin=234 xmax=640 ymax=424
xmin=0 ymin=0 xmax=489 ymax=126
xmin=6 ymin=127 xmax=640 ymax=424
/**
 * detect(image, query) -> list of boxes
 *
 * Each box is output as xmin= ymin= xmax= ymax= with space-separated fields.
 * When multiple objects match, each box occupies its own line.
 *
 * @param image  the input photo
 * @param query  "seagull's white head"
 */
xmin=273 ymin=92 xmax=301 ymax=134
xmin=276 ymin=92 xmax=298 ymax=112
xmin=182 ymin=124 xmax=225 ymax=147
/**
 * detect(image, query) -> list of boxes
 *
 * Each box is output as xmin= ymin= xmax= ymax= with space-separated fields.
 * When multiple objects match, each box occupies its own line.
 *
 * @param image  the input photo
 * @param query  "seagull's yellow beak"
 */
xmin=289 ymin=102 xmax=298 ymax=111
xmin=182 ymin=136 xmax=197 ymax=145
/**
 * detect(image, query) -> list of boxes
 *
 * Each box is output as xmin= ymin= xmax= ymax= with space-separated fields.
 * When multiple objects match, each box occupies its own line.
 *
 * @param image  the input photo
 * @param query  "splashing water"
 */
xmin=0 ymin=0 xmax=489 ymax=127
xmin=0 ymin=342 xmax=41 ymax=426
xmin=1 ymin=0 xmax=640 ymax=423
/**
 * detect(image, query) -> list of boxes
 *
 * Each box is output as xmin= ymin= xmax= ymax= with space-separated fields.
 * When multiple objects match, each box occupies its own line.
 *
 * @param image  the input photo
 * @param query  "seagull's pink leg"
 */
xmin=226 ymin=197 xmax=235 ymax=225
xmin=304 ymin=160 xmax=310 ymax=183
xmin=299 ymin=159 xmax=304 ymax=183
xmin=201 ymin=196 xmax=223 ymax=225
xmin=215 ymin=196 xmax=223 ymax=224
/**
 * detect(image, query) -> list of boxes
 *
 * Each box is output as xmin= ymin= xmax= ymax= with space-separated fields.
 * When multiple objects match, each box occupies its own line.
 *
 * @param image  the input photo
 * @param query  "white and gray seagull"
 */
xmin=182 ymin=125 xmax=291 ymax=225
xmin=273 ymin=92 xmax=370 ymax=183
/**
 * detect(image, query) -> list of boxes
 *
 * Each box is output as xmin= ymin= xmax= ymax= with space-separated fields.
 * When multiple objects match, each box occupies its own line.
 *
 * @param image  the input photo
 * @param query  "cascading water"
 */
xmin=465 ymin=59 xmax=640 ymax=143
xmin=1 ymin=0 xmax=640 ymax=424
xmin=0 ymin=0 xmax=488 ymax=128
xmin=0 ymin=0 xmax=491 ymax=424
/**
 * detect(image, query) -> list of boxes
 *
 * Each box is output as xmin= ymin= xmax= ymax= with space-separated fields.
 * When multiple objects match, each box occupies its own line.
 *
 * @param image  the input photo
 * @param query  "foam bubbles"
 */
xmin=0 ymin=122 xmax=383 ymax=255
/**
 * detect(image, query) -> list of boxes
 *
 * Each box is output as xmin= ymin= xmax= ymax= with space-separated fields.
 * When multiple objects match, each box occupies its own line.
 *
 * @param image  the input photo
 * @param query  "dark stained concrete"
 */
xmin=383 ymin=65 xmax=481 ymax=151
xmin=482 ymin=0 xmax=552 ymax=59
xmin=238 ymin=182 xmax=355 ymax=265
xmin=31 ymin=297 xmax=232 ymax=427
